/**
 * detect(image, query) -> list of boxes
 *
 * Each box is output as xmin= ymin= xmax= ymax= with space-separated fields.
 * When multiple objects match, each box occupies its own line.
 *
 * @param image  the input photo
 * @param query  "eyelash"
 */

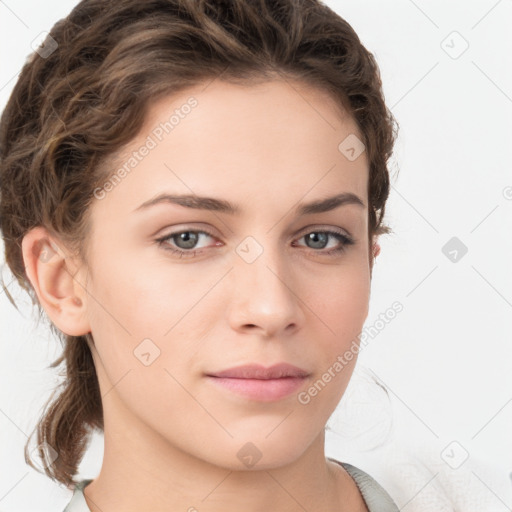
xmin=155 ymin=227 xmax=355 ymax=259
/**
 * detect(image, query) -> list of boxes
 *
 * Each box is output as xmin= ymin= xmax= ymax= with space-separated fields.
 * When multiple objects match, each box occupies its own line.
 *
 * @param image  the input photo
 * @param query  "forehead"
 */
xmin=95 ymin=79 xmax=368 ymax=218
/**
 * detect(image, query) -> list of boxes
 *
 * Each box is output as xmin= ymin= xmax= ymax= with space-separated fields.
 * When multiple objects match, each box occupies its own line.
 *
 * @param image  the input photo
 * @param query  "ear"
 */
xmin=373 ymin=239 xmax=381 ymax=259
xmin=369 ymin=237 xmax=381 ymax=278
xmin=21 ymin=226 xmax=91 ymax=337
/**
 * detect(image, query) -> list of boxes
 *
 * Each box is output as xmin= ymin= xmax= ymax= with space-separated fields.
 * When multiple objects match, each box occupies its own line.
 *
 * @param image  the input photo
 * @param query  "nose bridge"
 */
xmin=236 ymin=233 xmax=292 ymax=299
xmin=227 ymin=233 xmax=301 ymax=334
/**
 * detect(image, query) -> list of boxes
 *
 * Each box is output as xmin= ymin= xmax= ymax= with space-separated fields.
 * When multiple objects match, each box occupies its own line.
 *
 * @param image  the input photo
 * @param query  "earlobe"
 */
xmin=369 ymin=238 xmax=380 ymax=279
xmin=373 ymin=240 xmax=381 ymax=259
xmin=21 ymin=226 xmax=91 ymax=337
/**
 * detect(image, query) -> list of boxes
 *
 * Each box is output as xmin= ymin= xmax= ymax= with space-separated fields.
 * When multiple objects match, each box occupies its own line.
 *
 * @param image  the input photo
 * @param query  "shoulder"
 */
xmin=61 ymin=479 xmax=93 ymax=512
xmin=329 ymin=458 xmax=400 ymax=512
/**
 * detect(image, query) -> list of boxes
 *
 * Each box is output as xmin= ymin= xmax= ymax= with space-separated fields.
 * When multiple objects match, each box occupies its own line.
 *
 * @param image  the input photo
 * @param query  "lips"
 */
xmin=205 ymin=363 xmax=311 ymax=402
xmin=206 ymin=363 xmax=310 ymax=380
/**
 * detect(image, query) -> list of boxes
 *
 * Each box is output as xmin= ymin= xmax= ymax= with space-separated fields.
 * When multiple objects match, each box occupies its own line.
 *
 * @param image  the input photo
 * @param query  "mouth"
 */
xmin=205 ymin=363 xmax=310 ymax=402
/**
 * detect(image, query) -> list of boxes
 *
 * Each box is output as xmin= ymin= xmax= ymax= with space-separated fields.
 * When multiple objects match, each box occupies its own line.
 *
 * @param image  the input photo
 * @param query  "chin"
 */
xmin=195 ymin=428 xmax=318 ymax=472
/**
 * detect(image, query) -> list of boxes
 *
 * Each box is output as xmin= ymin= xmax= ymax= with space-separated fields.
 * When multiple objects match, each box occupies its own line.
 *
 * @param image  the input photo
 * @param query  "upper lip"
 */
xmin=207 ymin=363 xmax=310 ymax=379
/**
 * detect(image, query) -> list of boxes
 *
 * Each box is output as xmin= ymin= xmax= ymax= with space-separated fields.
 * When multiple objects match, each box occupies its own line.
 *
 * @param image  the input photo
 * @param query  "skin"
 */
xmin=22 ymin=78 xmax=381 ymax=511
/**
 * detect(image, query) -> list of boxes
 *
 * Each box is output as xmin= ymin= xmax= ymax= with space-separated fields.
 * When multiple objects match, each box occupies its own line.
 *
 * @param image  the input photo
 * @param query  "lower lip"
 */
xmin=206 ymin=376 xmax=308 ymax=402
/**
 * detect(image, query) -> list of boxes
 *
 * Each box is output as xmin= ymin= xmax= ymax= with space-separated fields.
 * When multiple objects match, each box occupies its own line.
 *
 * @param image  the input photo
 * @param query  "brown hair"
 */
xmin=0 ymin=0 xmax=398 ymax=488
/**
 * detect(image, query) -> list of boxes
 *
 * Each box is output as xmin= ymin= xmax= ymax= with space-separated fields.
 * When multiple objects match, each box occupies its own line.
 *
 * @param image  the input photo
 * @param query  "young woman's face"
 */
xmin=82 ymin=78 xmax=372 ymax=470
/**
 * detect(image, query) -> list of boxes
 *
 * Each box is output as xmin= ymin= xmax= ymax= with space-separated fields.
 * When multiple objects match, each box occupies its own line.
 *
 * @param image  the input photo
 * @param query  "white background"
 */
xmin=1 ymin=0 xmax=511 ymax=510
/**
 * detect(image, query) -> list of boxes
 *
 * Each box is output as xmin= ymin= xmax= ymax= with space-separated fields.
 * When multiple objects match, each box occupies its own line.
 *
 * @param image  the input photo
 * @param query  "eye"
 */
xmin=156 ymin=229 xmax=218 ymax=258
xmin=293 ymin=228 xmax=355 ymax=256
xmin=156 ymin=227 xmax=355 ymax=258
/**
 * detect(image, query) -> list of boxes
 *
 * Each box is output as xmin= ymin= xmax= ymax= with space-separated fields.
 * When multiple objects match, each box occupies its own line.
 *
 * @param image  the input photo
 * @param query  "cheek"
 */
xmin=85 ymin=254 xmax=213 ymax=384
xmin=84 ymin=264 xmax=199 ymax=433
xmin=308 ymin=260 xmax=370 ymax=342
xmin=304 ymin=261 xmax=370 ymax=399
xmin=328 ymin=279 xmax=370 ymax=342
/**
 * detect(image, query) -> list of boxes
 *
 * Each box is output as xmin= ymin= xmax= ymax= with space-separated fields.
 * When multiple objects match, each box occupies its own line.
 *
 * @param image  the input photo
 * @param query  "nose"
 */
xmin=225 ymin=243 xmax=305 ymax=338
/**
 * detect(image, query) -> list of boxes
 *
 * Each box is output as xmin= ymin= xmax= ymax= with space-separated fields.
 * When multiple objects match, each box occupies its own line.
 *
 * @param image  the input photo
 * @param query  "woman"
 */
xmin=0 ymin=0 xmax=399 ymax=510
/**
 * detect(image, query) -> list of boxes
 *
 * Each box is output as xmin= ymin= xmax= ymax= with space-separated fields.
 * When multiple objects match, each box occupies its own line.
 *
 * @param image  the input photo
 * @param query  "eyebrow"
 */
xmin=133 ymin=191 xmax=365 ymax=216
